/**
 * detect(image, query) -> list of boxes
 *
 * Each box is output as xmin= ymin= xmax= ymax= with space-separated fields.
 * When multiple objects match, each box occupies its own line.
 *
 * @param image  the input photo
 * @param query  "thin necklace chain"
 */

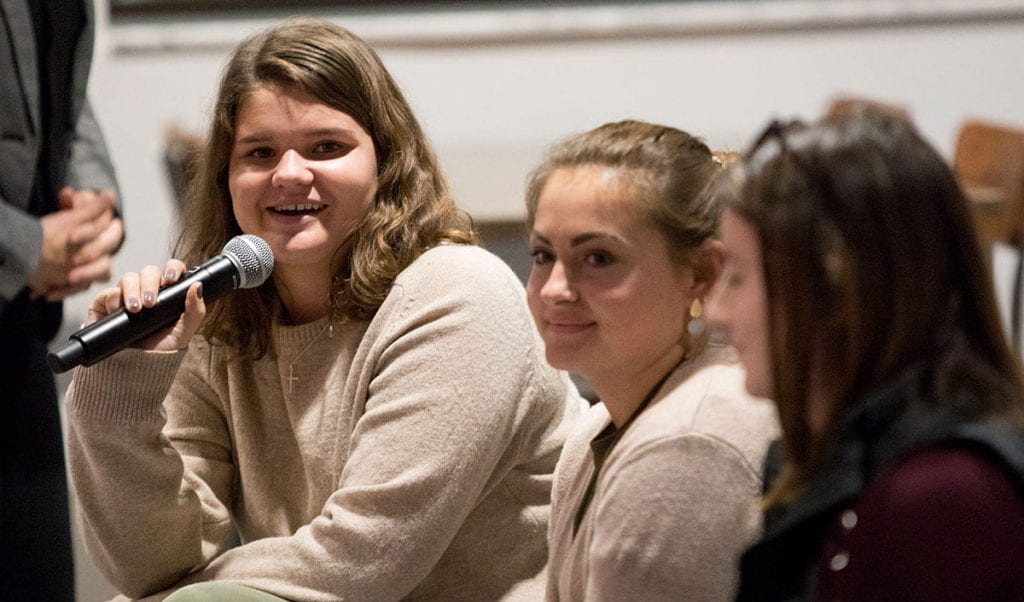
xmin=285 ymin=320 xmax=333 ymax=394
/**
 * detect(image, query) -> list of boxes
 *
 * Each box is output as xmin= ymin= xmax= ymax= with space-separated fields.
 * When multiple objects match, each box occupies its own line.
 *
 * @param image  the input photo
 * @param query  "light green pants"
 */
xmin=163 ymin=582 xmax=290 ymax=601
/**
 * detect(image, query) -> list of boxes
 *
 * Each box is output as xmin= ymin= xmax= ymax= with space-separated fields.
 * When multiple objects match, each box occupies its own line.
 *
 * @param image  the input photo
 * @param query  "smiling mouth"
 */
xmin=547 ymin=321 xmax=595 ymax=333
xmin=270 ymin=203 xmax=327 ymax=216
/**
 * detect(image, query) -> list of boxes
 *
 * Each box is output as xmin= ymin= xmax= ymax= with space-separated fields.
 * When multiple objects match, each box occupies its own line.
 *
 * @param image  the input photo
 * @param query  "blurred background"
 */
xmin=65 ymin=1 xmax=1024 ymax=598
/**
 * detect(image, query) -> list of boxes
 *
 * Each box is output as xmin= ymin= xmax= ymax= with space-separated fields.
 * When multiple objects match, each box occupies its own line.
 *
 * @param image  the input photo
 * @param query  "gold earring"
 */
xmin=688 ymin=298 xmax=706 ymax=336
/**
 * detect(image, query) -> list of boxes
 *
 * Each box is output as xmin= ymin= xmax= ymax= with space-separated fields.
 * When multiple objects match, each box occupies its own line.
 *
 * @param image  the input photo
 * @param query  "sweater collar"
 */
xmin=272 ymin=316 xmax=337 ymax=353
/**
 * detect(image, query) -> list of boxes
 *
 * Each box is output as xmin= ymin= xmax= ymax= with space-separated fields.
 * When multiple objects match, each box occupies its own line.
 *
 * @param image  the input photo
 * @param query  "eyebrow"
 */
xmin=235 ymin=127 xmax=358 ymax=145
xmin=531 ymin=231 xmax=623 ymax=247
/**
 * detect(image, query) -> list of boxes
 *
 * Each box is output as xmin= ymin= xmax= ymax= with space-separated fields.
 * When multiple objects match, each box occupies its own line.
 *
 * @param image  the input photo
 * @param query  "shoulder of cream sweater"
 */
xmin=622 ymin=352 xmax=780 ymax=472
xmin=392 ymin=244 xmax=521 ymax=297
xmin=367 ymin=242 xmax=555 ymax=393
xmin=373 ymin=243 xmax=536 ymax=354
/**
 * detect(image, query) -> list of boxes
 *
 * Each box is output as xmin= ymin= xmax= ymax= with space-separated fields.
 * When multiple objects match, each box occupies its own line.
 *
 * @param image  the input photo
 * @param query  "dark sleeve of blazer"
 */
xmin=66 ymin=99 xmax=120 ymax=195
xmin=0 ymin=0 xmax=121 ymax=303
xmin=0 ymin=202 xmax=44 ymax=302
xmin=64 ymin=0 xmax=121 ymax=200
xmin=0 ymin=0 xmax=44 ymax=302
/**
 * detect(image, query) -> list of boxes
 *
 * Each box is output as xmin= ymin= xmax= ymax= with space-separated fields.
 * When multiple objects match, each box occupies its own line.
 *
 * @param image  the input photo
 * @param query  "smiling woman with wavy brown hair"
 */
xmin=177 ymin=18 xmax=474 ymax=358
xmin=63 ymin=19 xmax=580 ymax=601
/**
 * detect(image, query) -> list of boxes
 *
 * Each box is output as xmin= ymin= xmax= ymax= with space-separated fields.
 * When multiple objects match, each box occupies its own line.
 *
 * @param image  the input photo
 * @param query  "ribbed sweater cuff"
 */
xmin=68 ymin=348 xmax=185 ymax=423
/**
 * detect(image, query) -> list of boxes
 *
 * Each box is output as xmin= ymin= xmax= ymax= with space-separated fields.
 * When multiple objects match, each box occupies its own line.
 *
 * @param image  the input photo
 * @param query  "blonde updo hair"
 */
xmin=526 ymin=119 xmax=723 ymax=268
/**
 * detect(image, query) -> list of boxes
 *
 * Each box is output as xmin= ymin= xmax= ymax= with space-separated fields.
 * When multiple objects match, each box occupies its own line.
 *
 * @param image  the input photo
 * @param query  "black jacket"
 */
xmin=736 ymin=370 xmax=1024 ymax=601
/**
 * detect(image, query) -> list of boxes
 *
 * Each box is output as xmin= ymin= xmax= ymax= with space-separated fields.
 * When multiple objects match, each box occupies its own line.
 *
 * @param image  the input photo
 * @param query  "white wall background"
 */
xmin=67 ymin=0 xmax=1024 ymax=599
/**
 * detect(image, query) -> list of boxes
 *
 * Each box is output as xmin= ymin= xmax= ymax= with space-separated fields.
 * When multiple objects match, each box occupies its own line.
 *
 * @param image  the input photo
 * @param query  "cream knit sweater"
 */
xmin=546 ymin=345 xmax=780 ymax=601
xmin=65 ymin=245 xmax=582 ymax=601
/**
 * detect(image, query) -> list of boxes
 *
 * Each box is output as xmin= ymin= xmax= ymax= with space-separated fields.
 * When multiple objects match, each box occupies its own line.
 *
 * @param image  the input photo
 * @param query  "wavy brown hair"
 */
xmin=715 ymin=107 xmax=1024 ymax=504
xmin=176 ymin=18 xmax=475 ymax=357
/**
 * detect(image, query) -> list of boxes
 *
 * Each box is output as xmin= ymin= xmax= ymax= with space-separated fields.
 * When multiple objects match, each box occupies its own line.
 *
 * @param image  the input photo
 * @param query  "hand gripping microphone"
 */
xmin=47 ymin=234 xmax=274 ymax=373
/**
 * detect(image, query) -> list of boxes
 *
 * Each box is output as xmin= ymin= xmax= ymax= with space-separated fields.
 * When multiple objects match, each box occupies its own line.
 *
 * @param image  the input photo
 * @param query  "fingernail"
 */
xmin=164 ymin=269 xmax=177 ymax=282
xmin=143 ymin=292 xmax=155 ymax=305
xmin=196 ymin=283 xmax=203 ymax=300
xmin=127 ymin=297 xmax=141 ymax=311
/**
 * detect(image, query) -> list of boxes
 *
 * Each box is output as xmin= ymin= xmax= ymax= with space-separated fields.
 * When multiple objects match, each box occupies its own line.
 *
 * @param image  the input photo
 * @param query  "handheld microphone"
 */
xmin=47 ymin=234 xmax=274 ymax=373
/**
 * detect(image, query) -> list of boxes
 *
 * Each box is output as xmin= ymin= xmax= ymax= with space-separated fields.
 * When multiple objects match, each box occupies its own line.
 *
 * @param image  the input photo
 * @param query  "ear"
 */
xmin=687 ymin=238 xmax=724 ymax=299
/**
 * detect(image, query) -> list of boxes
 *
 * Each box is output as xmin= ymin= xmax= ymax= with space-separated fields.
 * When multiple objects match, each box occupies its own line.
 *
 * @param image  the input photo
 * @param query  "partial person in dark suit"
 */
xmin=0 ymin=0 xmax=123 ymax=599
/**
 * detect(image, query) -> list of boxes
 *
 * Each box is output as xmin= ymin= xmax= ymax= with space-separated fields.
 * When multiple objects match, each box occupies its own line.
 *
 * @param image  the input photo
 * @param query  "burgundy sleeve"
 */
xmin=817 ymin=446 xmax=1024 ymax=601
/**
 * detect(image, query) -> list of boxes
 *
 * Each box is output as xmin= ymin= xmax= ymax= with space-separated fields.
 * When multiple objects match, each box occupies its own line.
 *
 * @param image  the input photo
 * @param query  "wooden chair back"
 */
xmin=954 ymin=120 xmax=1024 ymax=247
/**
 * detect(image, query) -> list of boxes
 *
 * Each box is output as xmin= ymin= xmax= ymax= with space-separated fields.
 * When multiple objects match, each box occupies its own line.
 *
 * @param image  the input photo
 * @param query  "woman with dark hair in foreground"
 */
xmin=708 ymin=107 xmax=1024 ymax=600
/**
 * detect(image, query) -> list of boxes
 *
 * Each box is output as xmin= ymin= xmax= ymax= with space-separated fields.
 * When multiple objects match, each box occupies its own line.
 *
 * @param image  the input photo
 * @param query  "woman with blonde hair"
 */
xmin=64 ymin=19 xmax=579 ymax=600
xmin=525 ymin=120 xmax=779 ymax=600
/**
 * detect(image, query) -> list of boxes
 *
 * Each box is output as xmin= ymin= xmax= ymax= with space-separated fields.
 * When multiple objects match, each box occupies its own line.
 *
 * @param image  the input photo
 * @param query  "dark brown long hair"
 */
xmin=176 ymin=18 xmax=474 ymax=357
xmin=716 ymin=107 xmax=1024 ymax=503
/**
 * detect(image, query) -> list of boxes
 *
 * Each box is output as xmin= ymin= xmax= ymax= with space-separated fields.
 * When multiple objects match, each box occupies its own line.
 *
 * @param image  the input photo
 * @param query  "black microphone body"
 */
xmin=48 ymin=235 xmax=273 ymax=373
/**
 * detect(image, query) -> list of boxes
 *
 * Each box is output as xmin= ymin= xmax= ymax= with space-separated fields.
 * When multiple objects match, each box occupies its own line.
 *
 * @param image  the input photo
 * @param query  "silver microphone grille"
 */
xmin=222 ymin=234 xmax=274 ymax=289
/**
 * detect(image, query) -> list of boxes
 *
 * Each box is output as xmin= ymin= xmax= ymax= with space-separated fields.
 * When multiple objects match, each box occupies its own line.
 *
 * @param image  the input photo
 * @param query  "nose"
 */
xmin=539 ymin=261 xmax=578 ymax=303
xmin=271 ymin=150 xmax=314 ymax=188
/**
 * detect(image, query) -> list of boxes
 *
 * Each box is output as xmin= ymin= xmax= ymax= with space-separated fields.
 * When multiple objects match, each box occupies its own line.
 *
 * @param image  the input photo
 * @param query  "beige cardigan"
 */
xmin=65 ymin=245 xmax=582 ymax=601
xmin=546 ymin=345 xmax=779 ymax=601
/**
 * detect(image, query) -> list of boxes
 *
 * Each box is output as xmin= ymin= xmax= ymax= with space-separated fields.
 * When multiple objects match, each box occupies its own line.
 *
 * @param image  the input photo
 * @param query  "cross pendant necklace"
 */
xmin=286 ymin=321 xmax=333 ymax=394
